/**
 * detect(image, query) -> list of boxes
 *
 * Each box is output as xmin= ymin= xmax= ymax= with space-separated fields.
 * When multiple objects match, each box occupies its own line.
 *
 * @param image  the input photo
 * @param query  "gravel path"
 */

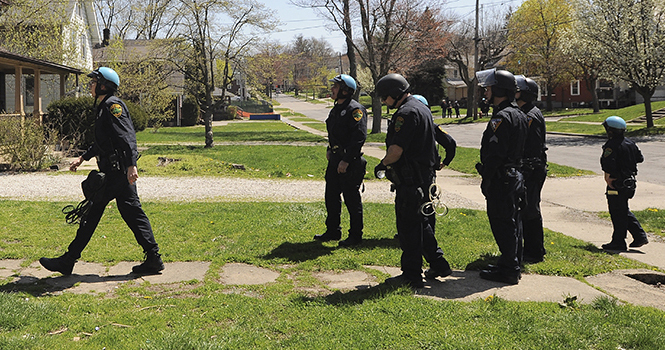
xmin=0 ymin=172 xmax=481 ymax=209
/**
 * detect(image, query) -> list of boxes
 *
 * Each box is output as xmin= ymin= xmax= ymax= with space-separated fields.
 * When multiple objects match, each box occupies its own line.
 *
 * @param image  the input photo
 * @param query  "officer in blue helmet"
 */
xmin=475 ymin=68 xmax=528 ymax=285
xmin=411 ymin=95 xmax=457 ymax=170
xmin=40 ymin=67 xmax=164 ymax=275
xmin=600 ymin=116 xmax=649 ymax=251
xmin=314 ymin=74 xmax=368 ymax=247
xmin=515 ymin=75 xmax=547 ymax=263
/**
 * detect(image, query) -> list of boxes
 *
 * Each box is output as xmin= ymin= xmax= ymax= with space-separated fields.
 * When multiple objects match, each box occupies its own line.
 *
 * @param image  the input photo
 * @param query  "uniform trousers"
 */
xmin=395 ymin=182 xmax=450 ymax=281
xmin=485 ymin=169 xmax=524 ymax=273
xmin=606 ymin=187 xmax=646 ymax=245
xmin=67 ymin=169 xmax=159 ymax=259
xmin=522 ymin=164 xmax=547 ymax=259
xmin=324 ymin=157 xmax=365 ymax=238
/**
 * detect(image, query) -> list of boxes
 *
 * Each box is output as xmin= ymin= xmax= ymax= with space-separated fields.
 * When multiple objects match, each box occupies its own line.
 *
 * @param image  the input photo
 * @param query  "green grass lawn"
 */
xmin=0 ymin=201 xmax=662 ymax=349
xmin=137 ymin=122 xmax=327 ymax=144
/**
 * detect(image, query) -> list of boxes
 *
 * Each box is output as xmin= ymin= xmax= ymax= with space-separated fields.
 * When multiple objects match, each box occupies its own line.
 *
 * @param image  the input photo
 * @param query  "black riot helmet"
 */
xmin=476 ymin=68 xmax=516 ymax=101
xmin=515 ymin=75 xmax=539 ymax=103
xmin=376 ymin=73 xmax=410 ymax=101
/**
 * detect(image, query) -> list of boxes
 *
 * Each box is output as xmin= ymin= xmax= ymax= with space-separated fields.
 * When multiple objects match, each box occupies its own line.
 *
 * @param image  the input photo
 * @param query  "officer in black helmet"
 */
xmin=475 ymin=68 xmax=528 ymax=284
xmin=600 ymin=116 xmax=648 ymax=251
xmin=40 ymin=67 xmax=164 ymax=276
xmin=314 ymin=74 xmax=368 ymax=247
xmin=515 ymin=75 xmax=547 ymax=263
xmin=374 ymin=74 xmax=452 ymax=288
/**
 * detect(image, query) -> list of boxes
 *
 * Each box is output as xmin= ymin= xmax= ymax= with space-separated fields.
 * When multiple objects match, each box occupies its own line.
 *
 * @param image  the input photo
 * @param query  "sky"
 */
xmin=260 ymin=0 xmax=523 ymax=53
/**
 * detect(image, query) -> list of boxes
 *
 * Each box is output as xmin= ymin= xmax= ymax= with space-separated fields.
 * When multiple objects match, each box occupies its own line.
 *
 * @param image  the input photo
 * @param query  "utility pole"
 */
xmin=473 ymin=0 xmax=480 ymax=120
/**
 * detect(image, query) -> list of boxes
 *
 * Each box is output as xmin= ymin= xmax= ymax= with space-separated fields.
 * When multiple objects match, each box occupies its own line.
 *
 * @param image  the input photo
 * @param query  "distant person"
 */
xmin=600 ymin=116 xmax=649 ymax=251
xmin=515 ymin=75 xmax=547 ymax=263
xmin=374 ymin=75 xmax=452 ymax=288
xmin=453 ymin=100 xmax=460 ymax=118
xmin=40 ymin=67 xmax=164 ymax=276
xmin=314 ymin=74 xmax=368 ymax=247
xmin=440 ymin=99 xmax=448 ymax=118
xmin=446 ymin=99 xmax=453 ymax=118
xmin=475 ymin=68 xmax=528 ymax=285
xmin=480 ymin=98 xmax=490 ymax=117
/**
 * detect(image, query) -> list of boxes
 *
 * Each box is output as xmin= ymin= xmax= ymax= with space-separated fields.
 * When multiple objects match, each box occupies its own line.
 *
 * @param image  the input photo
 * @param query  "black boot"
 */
xmin=132 ymin=252 xmax=164 ymax=274
xmin=39 ymin=253 xmax=77 ymax=275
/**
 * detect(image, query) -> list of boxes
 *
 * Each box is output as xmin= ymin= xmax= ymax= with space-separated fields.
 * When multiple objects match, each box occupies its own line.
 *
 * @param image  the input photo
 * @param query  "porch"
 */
xmin=0 ymin=48 xmax=82 ymax=122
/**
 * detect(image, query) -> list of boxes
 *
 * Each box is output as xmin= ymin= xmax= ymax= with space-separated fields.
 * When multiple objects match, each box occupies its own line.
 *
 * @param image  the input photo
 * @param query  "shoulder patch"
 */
xmin=603 ymin=148 xmax=613 ymax=158
xmin=394 ymin=116 xmax=405 ymax=132
xmin=110 ymin=103 xmax=123 ymax=118
xmin=352 ymin=108 xmax=363 ymax=121
xmin=490 ymin=118 xmax=503 ymax=132
xmin=438 ymin=125 xmax=448 ymax=134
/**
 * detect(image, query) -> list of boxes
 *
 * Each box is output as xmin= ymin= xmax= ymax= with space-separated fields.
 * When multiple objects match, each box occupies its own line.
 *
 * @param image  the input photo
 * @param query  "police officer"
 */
xmin=374 ymin=74 xmax=452 ymax=288
xmin=515 ymin=75 xmax=547 ymax=263
xmin=600 ymin=116 xmax=649 ymax=251
xmin=40 ymin=67 xmax=164 ymax=275
xmin=412 ymin=94 xmax=457 ymax=241
xmin=475 ymin=68 xmax=528 ymax=284
xmin=314 ymin=74 xmax=368 ymax=247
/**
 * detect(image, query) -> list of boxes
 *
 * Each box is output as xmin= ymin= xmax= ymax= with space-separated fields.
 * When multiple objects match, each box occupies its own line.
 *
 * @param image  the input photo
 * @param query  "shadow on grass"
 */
xmin=0 ymin=273 xmax=142 ymax=296
xmin=263 ymin=241 xmax=336 ymax=262
xmin=465 ymin=253 xmax=499 ymax=271
xmin=262 ymin=238 xmax=399 ymax=263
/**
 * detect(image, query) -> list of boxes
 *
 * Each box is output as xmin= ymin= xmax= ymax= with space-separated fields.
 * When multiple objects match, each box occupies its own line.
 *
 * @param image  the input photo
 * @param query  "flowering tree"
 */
xmin=572 ymin=0 xmax=665 ymax=127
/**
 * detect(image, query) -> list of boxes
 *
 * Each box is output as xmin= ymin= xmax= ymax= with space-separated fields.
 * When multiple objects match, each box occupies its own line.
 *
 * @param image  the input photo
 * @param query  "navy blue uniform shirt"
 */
xmin=326 ymin=98 xmax=368 ymax=163
xmin=521 ymin=102 xmax=547 ymax=162
xmin=386 ymin=96 xmax=438 ymax=170
xmin=82 ymin=95 xmax=139 ymax=168
xmin=601 ymin=135 xmax=643 ymax=181
xmin=479 ymin=100 xmax=528 ymax=178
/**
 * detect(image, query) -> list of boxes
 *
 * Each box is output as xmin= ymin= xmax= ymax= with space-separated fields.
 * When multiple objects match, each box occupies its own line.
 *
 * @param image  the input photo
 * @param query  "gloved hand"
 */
xmin=475 ymin=162 xmax=484 ymax=175
xmin=374 ymin=162 xmax=387 ymax=178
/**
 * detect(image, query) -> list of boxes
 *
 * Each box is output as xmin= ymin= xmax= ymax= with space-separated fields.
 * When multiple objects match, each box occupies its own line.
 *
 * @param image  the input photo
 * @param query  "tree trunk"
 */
xmin=467 ymin=80 xmax=476 ymax=119
xmin=371 ymin=93 xmax=383 ymax=134
xmin=643 ymin=93 xmax=654 ymax=128
xmin=589 ymin=78 xmax=600 ymax=113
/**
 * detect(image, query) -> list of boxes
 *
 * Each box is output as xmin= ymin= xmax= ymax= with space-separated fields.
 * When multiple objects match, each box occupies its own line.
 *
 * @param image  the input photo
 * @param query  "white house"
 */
xmin=0 ymin=0 xmax=99 ymax=117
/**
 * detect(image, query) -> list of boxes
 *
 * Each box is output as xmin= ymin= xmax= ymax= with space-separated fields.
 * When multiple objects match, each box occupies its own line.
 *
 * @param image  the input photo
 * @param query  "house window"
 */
xmin=571 ymin=80 xmax=580 ymax=96
xmin=81 ymin=35 xmax=87 ymax=60
xmin=453 ymin=70 xmax=458 ymax=78
xmin=25 ymin=76 xmax=34 ymax=107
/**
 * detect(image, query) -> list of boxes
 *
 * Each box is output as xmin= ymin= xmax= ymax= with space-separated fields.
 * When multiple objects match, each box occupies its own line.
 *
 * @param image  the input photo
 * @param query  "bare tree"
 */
xmin=445 ymin=10 xmax=510 ymax=118
xmin=560 ymin=27 xmax=606 ymax=113
xmin=164 ymin=0 xmax=276 ymax=147
xmin=573 ymin=0 xmax=665 ymax=127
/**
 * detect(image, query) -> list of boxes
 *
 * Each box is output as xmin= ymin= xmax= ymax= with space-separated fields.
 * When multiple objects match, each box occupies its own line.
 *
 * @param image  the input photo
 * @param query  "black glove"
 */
xmin=475 ymin=162 xmax=484 ymax=175
xmin=374 ymin=162 xmax=387 ymax=178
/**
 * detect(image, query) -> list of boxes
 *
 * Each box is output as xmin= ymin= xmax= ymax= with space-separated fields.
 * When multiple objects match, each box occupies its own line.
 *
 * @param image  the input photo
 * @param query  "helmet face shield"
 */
xmin=476 ymin=68 xmax=497 ymax=88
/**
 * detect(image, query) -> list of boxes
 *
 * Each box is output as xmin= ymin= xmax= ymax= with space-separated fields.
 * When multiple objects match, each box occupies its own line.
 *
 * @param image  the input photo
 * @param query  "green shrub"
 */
xmin=45 ymin=96 xmax=149 ymax=151
xmin=182 ymin=97 xmax=200 ymax=126
xmin=0 ymin=117 xmax=58 ymax=171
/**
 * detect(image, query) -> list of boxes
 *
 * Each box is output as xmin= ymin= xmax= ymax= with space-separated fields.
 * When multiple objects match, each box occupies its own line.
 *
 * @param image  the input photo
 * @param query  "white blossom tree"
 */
xmin=572 ymin=0 xmax=665 ymax=127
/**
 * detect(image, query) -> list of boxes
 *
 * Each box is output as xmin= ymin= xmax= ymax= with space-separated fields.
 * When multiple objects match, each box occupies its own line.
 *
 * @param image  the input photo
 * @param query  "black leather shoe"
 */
xmin=522 ymin=255 xmax=544 ymax=264
xmin=338 ymin=237 xmax=362 ymax=247
xmin=39 ymin=253 xmax=76 ymax=276
xmin=384 ymin=275 xmax=424 ymax=289
xmin=479 ymin=269 xmax=520 ymax=285
xmin=313 ymin=232 xmax=341 ymax=242
xmin=424 ymin=267 xmax=452 ymax=280
xmin=132 ymin=253 xmax=164 ymax=274
xmin=601 ymin=242 xmax=627 ymax=251
xmin=629 ymin=237 xmax=649 ymax=248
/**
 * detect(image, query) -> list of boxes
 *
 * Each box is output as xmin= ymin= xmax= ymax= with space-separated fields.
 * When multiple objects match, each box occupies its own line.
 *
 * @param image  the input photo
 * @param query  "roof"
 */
xmin=0 ymin=47 xmax=83 ymax=75
xmin=446 ymin=79 xmax=467 ymax=88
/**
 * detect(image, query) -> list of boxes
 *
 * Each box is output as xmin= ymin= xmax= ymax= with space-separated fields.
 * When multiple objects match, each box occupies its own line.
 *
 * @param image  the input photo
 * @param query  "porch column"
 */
xmin=60 ymin=74 xmax=66 ymax=99
xmin=34 ymin=68 xmax=42 ymax=123
xmin=14 ymin=66 xmax=23 ymax=115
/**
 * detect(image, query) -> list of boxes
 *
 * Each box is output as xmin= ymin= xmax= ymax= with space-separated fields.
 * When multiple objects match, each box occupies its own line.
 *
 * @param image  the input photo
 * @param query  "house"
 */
xmin=0 ymin=0 xmax=100 ymax=117
xmin=0 ymin=49 xmax=82 ymax=120
xmin=534 ymin=78 xmax=636 ymax=109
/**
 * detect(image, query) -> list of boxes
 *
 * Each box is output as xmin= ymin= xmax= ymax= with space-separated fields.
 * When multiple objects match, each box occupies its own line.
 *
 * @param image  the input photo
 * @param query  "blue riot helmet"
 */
xmin=604 ymin=116 xmax=627 ymax=130
xmin=87 ymin=67 xmax=119 ymax=95
xmin=603 ymin=116 xmax=627 ymax=138
xmin=412 ymin=94 xmax=429 ymax=106
xmin=329 ymin=74 xmax=357 ymax=99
